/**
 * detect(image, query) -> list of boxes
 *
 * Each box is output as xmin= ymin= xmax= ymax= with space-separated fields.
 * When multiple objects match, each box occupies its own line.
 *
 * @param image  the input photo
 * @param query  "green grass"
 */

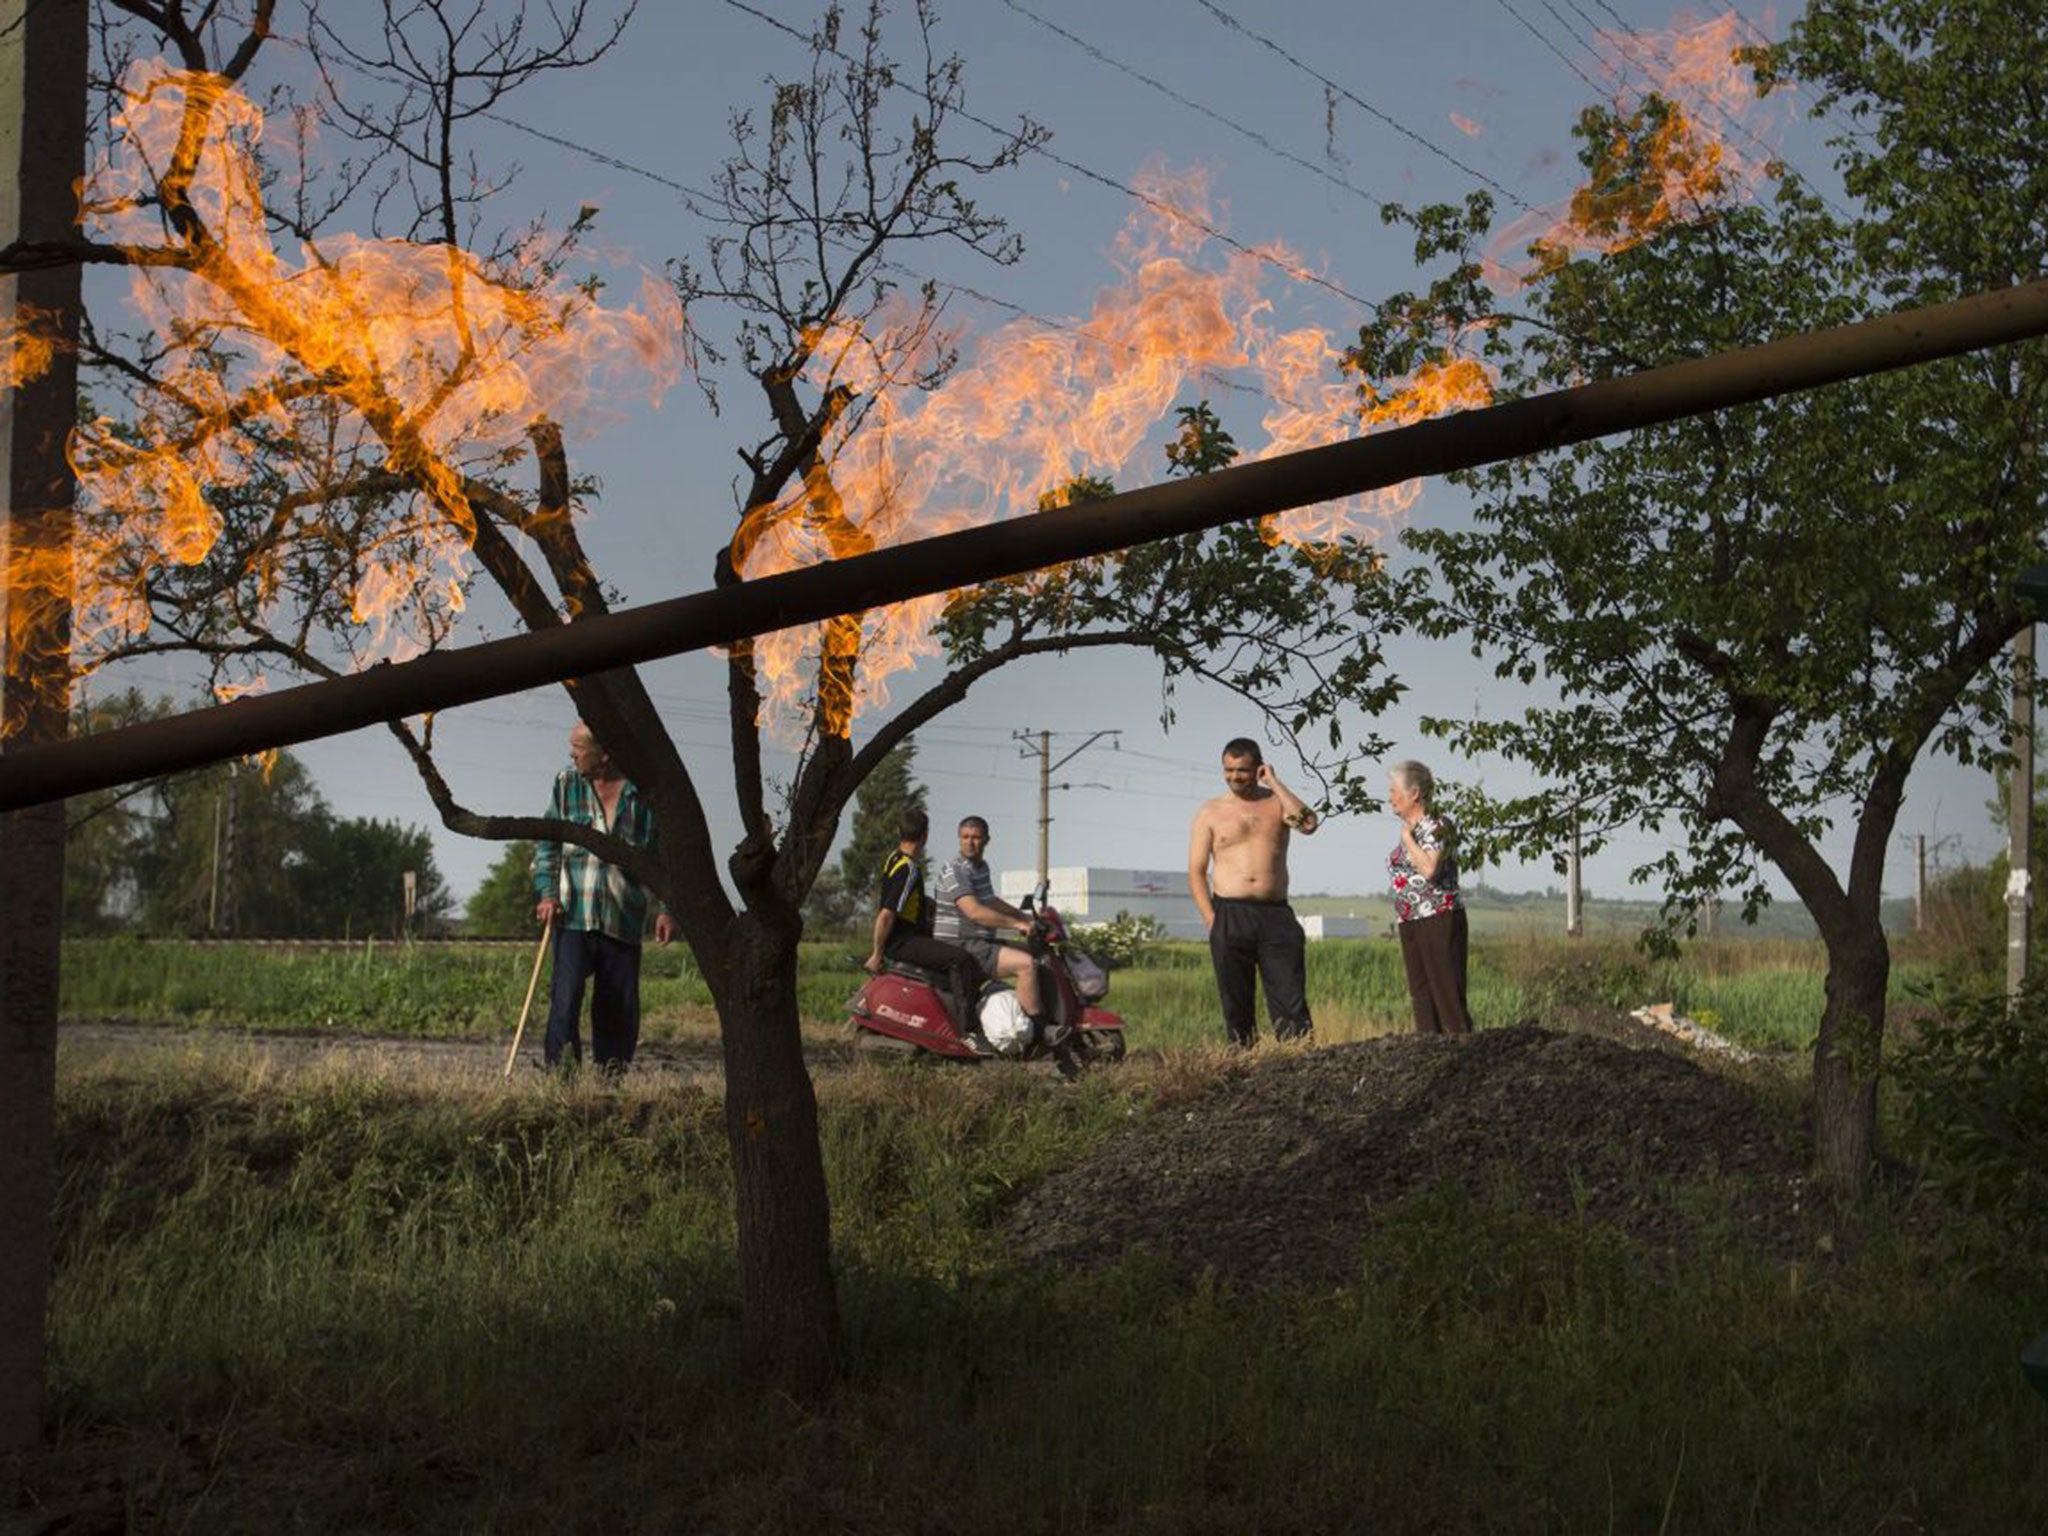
xmin=44 ymin=1054 xmax=2048 ymax=1533
xmin=61 ymin=934 xmax=1946 ymax=1055
xmin=59 ymin=935 xmax=866 ymax=1037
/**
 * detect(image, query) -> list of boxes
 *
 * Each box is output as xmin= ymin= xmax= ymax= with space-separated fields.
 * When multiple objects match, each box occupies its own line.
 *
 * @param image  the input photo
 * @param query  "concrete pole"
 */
xmin=1035 ymin=729 xmax=1050 ymax=888
xmin=1914 ymin=833 xmax=1926 ymax=936
xmin=220 ymin=760 xmax=238 ymax=936
xmin=1564 ymin=809 xmax=1583 ymax=938
xmin=0 ymin=0 xmax=86 ymax=1452
xmin=208 ymin=783 xmax=223 ymax=933
xmin=2009 ymin=624 xmax=2035 ymax=1002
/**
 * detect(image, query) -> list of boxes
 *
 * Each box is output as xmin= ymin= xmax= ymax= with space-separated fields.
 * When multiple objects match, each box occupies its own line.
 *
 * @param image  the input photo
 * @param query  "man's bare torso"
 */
xmin=1194 ymin=788 xmax=1292 ymax=902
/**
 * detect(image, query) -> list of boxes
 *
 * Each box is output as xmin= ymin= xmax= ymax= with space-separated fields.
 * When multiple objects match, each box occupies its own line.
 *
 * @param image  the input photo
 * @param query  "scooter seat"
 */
xmin=881 ymin=958 xmax=949 ymax=985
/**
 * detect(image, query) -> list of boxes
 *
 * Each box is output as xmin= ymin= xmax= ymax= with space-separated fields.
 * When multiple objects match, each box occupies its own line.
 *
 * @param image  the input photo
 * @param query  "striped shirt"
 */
xmin=532 ymin=769 xmax=664 ymax=944
xmin=933 ymin=854 xmax=998 ymax=943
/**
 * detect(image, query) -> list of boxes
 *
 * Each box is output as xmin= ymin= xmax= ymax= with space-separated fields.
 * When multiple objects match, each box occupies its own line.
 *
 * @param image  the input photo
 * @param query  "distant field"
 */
xmin=1283 ymin=886 xmax=1890 ymax=942
xmin=59 ymin=932 xmax=1957 ymax=1054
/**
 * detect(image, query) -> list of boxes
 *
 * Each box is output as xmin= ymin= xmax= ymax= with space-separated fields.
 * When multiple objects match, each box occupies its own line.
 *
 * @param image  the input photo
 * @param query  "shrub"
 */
xmin=1891 ymin=978 xmax=2048 ymax=1249
xmin=1522 ymin=945 xmax=1650 ymax=1014
xmin=1077 ymin=910 xmax=1167 ymax=969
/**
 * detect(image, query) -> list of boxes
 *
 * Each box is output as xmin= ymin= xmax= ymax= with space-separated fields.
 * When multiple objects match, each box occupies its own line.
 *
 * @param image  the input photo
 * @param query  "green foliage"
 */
xmin=837 ymin=741 xmax=926 ymax=899
xmin=1523 ymin=948 xmax=1652 ymax=1015
xmin=292 ymin=816 xmax=455 ymax=938
xmin=799 ymin=863 xmax=862 ymax=939
xmin=1075 ymin=909 xmax=1167 ymax=969
xmin=1347 ymin=4 xmax=2048 ymax=945
xmin=465 ymin=840 xmax=538 ymax=938
xmin=1892 ymin=978 xmax=2048 ymax=1249
xmin=62 ymin=689 xmax=177 ymax=934
xmin=133 ymin=751 xmax=331 ymax=937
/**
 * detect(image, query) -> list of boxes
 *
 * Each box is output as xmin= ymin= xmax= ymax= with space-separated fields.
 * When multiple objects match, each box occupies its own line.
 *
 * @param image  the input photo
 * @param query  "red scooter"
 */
xmin=847 ymin=888 xmax=1127 ymax=1066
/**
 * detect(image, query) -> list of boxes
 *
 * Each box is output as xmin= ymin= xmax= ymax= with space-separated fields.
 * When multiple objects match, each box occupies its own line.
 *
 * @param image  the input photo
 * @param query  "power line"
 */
xmin=1188 ymin=0 xmax=1536 ymax=213
xmin=716 ymin=0 xmax=1386 ymax=314
xmin=1489 ymin=0 xmax=1609 ymax=98
xmin=996 ymin=0 xmax=1385 ymax=212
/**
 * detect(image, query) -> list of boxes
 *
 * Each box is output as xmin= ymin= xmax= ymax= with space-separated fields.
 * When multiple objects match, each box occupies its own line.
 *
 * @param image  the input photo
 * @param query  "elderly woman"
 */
xmin=1386 ymin=760 xmax=1475 ymax=1035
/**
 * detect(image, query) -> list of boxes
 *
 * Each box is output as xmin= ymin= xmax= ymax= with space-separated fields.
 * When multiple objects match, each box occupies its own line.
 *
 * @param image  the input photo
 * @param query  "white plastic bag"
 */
xmin=977 ymin=989 xmax=1034 ymax=1056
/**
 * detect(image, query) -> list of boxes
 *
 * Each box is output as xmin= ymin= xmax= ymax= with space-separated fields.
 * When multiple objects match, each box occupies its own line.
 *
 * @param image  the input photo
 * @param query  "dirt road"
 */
xmin=55 ymin=1018 xmax=865 ymax=1085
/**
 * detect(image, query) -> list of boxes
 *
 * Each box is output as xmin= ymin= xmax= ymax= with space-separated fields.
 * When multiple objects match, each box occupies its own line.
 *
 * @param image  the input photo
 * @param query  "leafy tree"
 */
xmin=466 ymin=839 xmax=539 ymax=938
xmin=11 ymin=1 xmax=1404 ymax=1388
xmin=1349 ymin=1 xmax=2048 ymax=1193
xmin=63 ymin=690 xmax=177 ymax=933
xmin=134 ymin=751 xmax=329 ymax=937
xmin=836 ymin=742 xmax=925 ymax=898
xmin=288 ymin=816 xmax=454 ymax=938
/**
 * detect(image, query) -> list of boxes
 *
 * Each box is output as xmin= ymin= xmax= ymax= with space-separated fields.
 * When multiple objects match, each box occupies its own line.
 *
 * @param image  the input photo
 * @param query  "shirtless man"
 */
xmin=1187 ymin=737 xmax=1320 ymax=1047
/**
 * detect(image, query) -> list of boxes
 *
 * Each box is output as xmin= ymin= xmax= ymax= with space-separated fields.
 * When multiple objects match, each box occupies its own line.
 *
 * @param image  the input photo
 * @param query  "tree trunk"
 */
xmin=1811 ymin=925 xmax=1888 ymax=1198
xmin=710 ymin=912 xmax=840 ymax=1394
xmin=0 ymin=0 xmax=86 ymax=1450
xmin=0 ymin=806 xmax=61 ymax=1450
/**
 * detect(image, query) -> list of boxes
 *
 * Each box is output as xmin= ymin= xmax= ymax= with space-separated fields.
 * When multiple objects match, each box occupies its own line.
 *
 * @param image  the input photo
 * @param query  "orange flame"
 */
xmin=12 ymin=60 xmax=689 ymax=701
xmin=733 ymin=166 xmax=1485 ymax=735
xmin=0 ymin=304 xmax=65 ymax=388
xmin=1487 ymin=10 xmax=1787 ymax=285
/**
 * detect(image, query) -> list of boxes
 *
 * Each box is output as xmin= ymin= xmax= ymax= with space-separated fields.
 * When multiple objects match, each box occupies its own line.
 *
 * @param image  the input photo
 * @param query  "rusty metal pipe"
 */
xmin=5 ymin=275 xmax=2047 ymax=810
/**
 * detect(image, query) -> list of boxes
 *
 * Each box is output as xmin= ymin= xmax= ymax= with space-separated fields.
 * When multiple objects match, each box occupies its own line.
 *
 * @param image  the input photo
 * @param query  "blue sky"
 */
xmin=90 ymin=1 xmax=2009 ymax=908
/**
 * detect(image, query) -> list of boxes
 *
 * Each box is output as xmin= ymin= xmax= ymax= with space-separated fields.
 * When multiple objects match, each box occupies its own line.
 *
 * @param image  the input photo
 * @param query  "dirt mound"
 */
xmin=1005 ymin=1024 xmax=1812 ymax=1285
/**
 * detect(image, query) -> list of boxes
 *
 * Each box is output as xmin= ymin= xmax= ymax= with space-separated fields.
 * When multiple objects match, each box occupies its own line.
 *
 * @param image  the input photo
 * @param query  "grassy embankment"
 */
xmin=59 ymin=932 xmax=1948 ymax=1051
xmin=46 ymin=935 xmax=2040 ymax=1528
xmin=44 ymin=1048 xmax=2048 ymax=1532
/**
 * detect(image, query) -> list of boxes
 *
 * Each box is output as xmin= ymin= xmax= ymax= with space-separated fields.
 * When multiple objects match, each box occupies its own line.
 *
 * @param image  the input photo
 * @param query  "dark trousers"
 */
xmin=1398 ymin=907 xmax=1474 ymax=1034
xmin=544 ymin=929 xmax=644 ymax=1066
xmin=1208 ymin=898 xmax=1312 ymax=1047
xmin=886 ymin=931 xmax=983 ymax=1036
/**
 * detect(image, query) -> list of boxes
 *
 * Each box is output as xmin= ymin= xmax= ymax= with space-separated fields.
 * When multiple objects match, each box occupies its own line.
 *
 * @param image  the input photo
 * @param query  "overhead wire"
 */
xmin=1188 ymin=0 xmax=1537 ymax=213
xmin=995 ymin=0 xmax=1385 ymax=212
xmin=714 ymin=0 xmax=1388 ymax=314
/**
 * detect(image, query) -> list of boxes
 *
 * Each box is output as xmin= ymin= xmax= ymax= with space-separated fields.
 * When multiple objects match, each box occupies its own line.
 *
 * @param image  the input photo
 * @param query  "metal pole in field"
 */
xmin=0 ymin=0 xmax=86 ymax=1452
xmin=4 ymin=278 xmax=2048 ymax=812
xmin=2009 ymin=624 xmax=2035 ymax=1001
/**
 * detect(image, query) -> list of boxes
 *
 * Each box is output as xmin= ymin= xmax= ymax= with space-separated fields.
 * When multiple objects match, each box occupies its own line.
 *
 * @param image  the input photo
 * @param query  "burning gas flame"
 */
xmin=731 ymin=165 xmax=1486 ymax=736
xmin=0 ymin=305 xmax=63 ymax=389
xmin=5 ymin=59 xmax=689 ymax=707
xmin=1488 ymin=10 xmax=1788 ymax=285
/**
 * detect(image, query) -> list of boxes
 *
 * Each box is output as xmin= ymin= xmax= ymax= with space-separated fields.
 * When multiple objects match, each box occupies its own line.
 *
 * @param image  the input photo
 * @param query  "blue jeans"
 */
xmin=544 ymin=929 xmax=643 ymax=1066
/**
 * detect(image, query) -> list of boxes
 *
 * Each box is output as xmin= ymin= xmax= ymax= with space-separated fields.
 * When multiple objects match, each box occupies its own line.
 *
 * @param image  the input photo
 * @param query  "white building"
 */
xmin=998 ymin=867 xmax=1377 ymax=941
xmin=999 ymin=866 xmax=1204 ymax=937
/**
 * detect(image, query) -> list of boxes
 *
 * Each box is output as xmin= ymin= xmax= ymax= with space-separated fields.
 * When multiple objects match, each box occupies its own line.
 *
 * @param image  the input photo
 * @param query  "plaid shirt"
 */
xmin=532 ymin=769 xmax=665 ymax=944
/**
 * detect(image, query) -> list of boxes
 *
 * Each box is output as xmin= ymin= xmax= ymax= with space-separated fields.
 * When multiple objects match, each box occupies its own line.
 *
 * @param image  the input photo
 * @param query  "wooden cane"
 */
xmin=503 ymin=916 xmax=554 ymax=1079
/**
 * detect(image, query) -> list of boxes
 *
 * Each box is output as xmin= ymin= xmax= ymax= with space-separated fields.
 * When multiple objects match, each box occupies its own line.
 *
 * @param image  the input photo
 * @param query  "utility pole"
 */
xmin=1014 ymin=728 xmax=1120 ymax=886
xmin=0 ymin=0 xmax=87 ymax=1451
xmin=1564 ymin=808 xmax=1583 ymax=938
xmin=219 ymin=760 xmax=238 ymax=936
xmin=1914 ymin=833 xmax=1927 ymax=935
xmin=2010 ymin=623 xmax=2035 ymax=1002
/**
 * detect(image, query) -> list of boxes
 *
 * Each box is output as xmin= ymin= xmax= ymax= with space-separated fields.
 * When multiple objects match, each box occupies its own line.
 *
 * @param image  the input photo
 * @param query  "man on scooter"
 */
xmin=934 ymin=816 xmax=1051 ymax=1034
xmin=863 ymin=808 xmax=988 ymax=1049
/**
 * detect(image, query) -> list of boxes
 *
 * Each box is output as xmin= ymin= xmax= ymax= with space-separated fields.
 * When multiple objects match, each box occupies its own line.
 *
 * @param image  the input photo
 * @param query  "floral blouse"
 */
xmin=1389 ymin=813 xmax=1460 ymax=924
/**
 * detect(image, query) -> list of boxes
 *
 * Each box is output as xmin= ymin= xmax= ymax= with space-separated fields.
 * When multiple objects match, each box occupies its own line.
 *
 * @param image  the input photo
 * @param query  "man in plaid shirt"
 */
xmin=532 ymin=722 xmax=677 ymax=1070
